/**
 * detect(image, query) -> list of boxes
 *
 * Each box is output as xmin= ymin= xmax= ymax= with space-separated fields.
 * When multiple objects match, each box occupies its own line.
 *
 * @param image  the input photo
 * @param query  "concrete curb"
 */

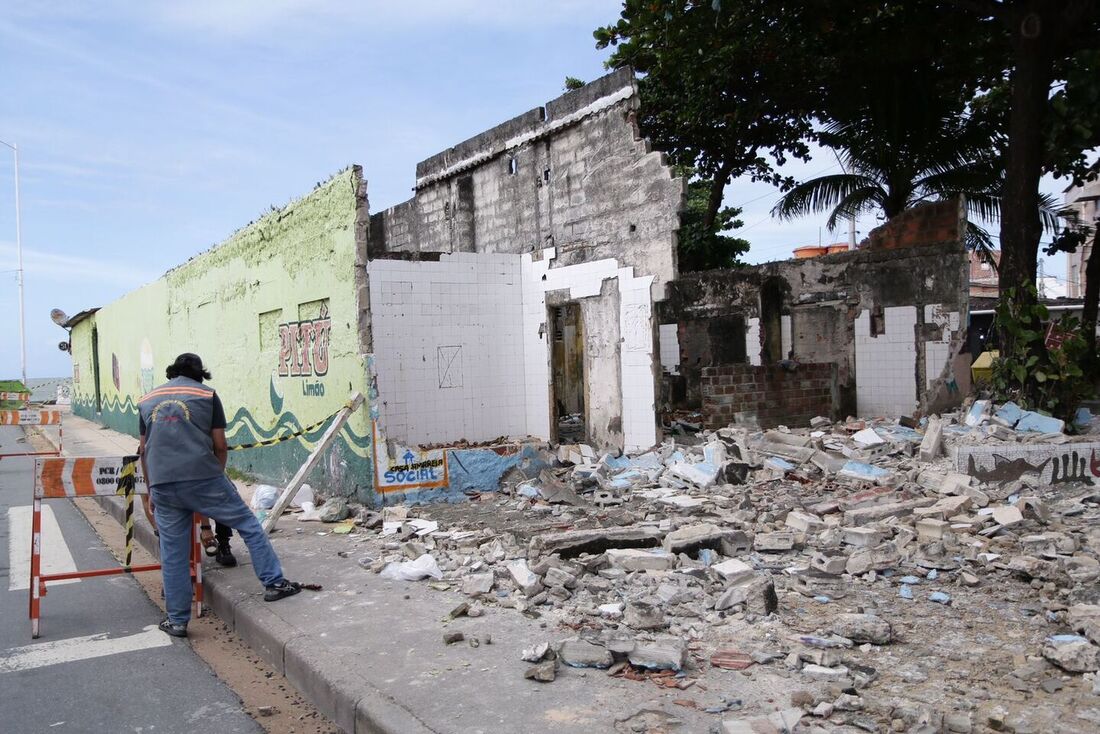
xmin=91 ymin=496 xmax=438 ymax=734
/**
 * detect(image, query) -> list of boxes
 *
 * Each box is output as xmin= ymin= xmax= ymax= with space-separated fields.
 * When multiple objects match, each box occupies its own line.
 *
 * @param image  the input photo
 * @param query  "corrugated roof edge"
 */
xmin=61 ymin=307 xmax=100 ymax=329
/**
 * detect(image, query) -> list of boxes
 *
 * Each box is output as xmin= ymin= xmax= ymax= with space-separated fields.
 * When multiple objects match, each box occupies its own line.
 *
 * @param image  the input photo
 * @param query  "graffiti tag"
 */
xmin=373 ymin=425 xmax=449 ymax=492
xmin=1050 ymin=450 xmax=1091 ymax=485
xmin=966 ymin=454 xmax=1050 ymax=487
xmin=278 ymin=303 xmax=331 ymax=377
xmin=959 ymin=445 xmax=1100 ymax=487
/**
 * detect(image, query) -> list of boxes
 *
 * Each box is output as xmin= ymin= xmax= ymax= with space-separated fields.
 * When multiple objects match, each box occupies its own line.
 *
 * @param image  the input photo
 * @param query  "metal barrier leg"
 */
xmin=30 ymin=497 xmax=41 ymax=638
xmin=192 ymin=515 xmax=204 ymax=618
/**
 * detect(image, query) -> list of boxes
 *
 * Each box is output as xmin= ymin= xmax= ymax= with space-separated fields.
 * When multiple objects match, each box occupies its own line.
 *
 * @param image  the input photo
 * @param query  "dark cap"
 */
xmin=166 ymin=353 xmax=212 ymax=382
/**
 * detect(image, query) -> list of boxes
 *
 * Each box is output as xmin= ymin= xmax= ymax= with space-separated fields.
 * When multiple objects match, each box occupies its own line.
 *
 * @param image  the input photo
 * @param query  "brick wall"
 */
xmin=863 ymin=198 xmax=965 ymax=251
xmin=700 ymin=363 xmax=836 ymax=429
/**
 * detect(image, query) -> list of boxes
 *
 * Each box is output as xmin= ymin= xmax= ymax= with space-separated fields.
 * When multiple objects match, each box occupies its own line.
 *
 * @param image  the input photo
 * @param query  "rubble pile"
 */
xmin=310 ymin=400 xmax=1100 ymax=732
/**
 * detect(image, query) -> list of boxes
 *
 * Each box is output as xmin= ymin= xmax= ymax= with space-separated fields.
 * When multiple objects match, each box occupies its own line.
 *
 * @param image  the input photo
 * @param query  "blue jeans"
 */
xmin=151 ymin=474 xmax=285 ymax=625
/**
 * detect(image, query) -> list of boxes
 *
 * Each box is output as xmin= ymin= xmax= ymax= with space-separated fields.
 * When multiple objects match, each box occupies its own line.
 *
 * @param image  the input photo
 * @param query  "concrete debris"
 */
xmin=754 ymin=531 xmax=799 ymax=552
xmin=557 ymin=638 xmax=614 ymax=669
xmin=506 ymin=559 xmax=542 ymax=597
xmin=715 ymin=576 xmax=778 ymax=616
xmin=461 ymin=571 xmax=494 ymax=597
xmin=627 ymin=637 xmax=687 ymax=670
xmin=521 ymin=642 xmax=552 ymax=662
xmin=831 ymin=613 xmax=893 ymax=645
xmin=919 ymin=416 xmax=944 ymax=461
xmin=524 ymin=659 xmax=557 ymax=682
xmin=722 ymin=707 xmax=804 ymax=734
xmin=711 ymin=558 xmax=756 ymax=585
xmin=1042 ymin=635 xmax=1100 ymax=672
xmin=331 ymin=396 xmax=1099 ymax=730
xmin=606 ymin=548 xmax=675 ymax=572
xmin=623 ymin=600 xmax=667 ymax=630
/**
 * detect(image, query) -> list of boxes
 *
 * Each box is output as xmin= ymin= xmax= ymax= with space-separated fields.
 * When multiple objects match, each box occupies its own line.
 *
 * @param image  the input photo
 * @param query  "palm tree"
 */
xmin=772 ymin=99 xmax=1057 ymax=264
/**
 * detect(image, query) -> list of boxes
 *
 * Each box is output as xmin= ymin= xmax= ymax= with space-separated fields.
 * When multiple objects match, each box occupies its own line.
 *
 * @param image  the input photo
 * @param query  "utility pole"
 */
xmin=0 ymin=139 xmax=26 ymax=388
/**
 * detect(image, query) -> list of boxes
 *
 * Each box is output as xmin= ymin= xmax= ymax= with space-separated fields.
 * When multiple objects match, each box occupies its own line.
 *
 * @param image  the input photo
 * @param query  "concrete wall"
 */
xmin=658 ymin=204 xmax=969 ymax=422
xmin=70 ymin=168 xmax=375 ymax=502
xmin=367 ymin=252 xmax=527 ymax=445
xmin=365 ymin=70 xmax=682 ymax=453
xmin=365 ymin=247 xmax=660 ymax=455
xmin=370 ymin=70 xmax=683 ymax=300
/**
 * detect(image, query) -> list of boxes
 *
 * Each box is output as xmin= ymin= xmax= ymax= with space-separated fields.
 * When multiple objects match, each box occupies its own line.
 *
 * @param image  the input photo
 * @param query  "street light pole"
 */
xmin=0 ymin=139 xmax=26 ymax=388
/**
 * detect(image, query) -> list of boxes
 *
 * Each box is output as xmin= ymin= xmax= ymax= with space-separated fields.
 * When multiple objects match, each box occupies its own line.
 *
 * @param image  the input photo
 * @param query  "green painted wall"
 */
xmin=70 ymin=167 xmax=374 ymax=502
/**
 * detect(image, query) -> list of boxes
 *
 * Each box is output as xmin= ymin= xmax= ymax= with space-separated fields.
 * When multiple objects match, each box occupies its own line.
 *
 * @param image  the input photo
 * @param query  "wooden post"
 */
xmin=262 ymin=392 xmax=364 ymax=534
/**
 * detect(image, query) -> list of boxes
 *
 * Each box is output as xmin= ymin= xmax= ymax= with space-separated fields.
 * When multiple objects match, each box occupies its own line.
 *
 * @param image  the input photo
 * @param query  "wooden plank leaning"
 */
xmin=261 ymin=392 xmax=364 ymax=534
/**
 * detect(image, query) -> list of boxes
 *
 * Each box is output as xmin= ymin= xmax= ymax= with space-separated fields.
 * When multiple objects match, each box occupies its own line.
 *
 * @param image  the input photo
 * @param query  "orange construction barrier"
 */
xmin=30 ymin=455 xmax=203 ymax=638
xmin=0 ymin=408 xmax=63 ymax=459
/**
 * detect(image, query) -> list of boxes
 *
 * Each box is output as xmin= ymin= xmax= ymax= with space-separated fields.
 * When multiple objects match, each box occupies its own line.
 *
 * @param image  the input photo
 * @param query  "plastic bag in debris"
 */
xmin=250 ymin=485 xmax=279 ymax=510
xmin=291 ymin=483 xmax=313 ymax=508
xmin=379 ymin=553 xmax=443 ymax=582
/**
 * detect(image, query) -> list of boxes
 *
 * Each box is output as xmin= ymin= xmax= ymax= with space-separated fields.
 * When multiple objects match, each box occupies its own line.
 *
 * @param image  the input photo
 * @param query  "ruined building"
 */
xmin=64 ymin=70 xmax=970 ymax=505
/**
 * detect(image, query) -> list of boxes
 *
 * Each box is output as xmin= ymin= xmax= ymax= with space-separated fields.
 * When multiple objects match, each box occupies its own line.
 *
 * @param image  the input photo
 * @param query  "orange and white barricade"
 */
xmin=0 ymin=408 xmax=63 ymax=458
xmin=0 ymin=390 xmax=31 ymax=404
xmin=30 ymin=455 xmax=203 ymax=638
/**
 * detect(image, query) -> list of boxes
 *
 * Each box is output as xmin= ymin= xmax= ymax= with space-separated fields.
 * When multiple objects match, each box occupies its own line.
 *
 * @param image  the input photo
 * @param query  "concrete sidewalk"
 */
xmin=54 ymin=412 xmax=761 ymax=734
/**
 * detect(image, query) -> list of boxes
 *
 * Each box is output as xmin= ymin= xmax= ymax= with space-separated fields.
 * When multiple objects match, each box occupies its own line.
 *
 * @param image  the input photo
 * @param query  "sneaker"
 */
xmin=158 ymin=618 xmax=188 ymax=638
xmin=264 ymin=579 xmax=302 ymax=602
xmin=215 ymin=541 xmax=238 ymax=567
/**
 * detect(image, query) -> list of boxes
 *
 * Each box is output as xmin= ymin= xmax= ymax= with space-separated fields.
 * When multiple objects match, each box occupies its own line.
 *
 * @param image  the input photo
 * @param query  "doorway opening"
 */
xmin=91 ymin=326 xmax=102 ymax=413
xmin=550 ymin=303 xmax=586 ymax=443
xmin=760 ymin=278 xmax=786 ymax=363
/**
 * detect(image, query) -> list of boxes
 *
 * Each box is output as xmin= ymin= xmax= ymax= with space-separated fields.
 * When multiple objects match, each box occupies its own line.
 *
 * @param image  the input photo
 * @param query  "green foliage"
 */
xmin=596 ymin=0 xmax=820 ymax=201
xmin=1044 ymin=49 xmax=1100 ymax=186
xmin=677 ymin=169 xmax=749 ymax=271
xmin=563 ymin=76 xmax=586 ymax=91
xmin=595 ymin=2 xmax=998 ymax=213
xmin=990 ymin=285 xmax=1094 ymax=423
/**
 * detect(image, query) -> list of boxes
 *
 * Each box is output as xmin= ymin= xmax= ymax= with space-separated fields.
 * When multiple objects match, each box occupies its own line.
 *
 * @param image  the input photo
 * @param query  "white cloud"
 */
xmin=0 ymin=242 xmax=161 ymax=288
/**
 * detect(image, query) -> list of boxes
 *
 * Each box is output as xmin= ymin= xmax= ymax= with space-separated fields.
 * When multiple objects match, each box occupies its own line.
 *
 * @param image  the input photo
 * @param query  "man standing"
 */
xmin=139 ymin=353 xmax=301 ymax=638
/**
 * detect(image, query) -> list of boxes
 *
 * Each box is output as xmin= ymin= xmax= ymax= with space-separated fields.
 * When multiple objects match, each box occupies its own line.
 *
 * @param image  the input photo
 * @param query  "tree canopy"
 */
xmin=596 ymin=0 xmax=1100 ymax=393
xmin=677 ymin=169 xmax=750 ymax=272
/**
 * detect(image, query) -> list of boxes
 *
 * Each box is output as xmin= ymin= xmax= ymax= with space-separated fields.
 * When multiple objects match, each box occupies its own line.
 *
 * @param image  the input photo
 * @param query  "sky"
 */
xmin=0 ymin=1 xmax=1074 ymax=380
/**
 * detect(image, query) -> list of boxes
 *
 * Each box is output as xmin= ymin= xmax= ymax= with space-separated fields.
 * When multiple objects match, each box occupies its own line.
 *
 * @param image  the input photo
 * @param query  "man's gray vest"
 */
xmin=138 ymin=376 xmax=223 ymax=487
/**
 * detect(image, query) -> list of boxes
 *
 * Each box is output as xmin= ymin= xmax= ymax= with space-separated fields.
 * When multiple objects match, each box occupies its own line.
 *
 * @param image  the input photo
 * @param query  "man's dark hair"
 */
xmin=166 ymin=353 xmax=212 ymax=382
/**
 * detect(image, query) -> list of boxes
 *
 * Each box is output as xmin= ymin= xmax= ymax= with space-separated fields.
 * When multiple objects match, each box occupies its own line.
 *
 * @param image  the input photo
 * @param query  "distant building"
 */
xmin=792 ymin=242 xmax=849 ymax=259
xmin=968 ymin=250 xmax=1000 ymax=297
xmin=1063 ymin=179 xmax=1100 ymax=299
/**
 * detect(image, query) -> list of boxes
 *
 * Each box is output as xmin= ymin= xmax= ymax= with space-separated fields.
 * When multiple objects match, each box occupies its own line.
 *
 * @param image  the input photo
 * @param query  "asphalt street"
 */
xmin=0 ymin=425 xmax=262 ymax=734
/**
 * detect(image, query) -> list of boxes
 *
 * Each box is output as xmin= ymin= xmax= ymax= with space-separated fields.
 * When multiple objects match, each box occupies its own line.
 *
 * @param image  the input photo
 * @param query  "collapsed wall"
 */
xmin=366 ymin=69 xmax=685 ymax=459
xmin=658 ymin=200 xmax=970 ymax=426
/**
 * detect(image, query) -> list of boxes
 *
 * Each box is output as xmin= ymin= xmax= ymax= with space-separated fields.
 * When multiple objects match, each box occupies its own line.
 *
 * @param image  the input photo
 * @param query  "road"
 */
xmin=0 ymin=426 xmax=262 ymax=734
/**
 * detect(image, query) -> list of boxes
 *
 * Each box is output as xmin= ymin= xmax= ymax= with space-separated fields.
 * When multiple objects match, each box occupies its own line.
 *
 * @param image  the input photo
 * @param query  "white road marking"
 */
xmin=7 ymin=505 xmax=80 ymax=591
xmin=0 ymin=625 xmax=172 ymax=673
